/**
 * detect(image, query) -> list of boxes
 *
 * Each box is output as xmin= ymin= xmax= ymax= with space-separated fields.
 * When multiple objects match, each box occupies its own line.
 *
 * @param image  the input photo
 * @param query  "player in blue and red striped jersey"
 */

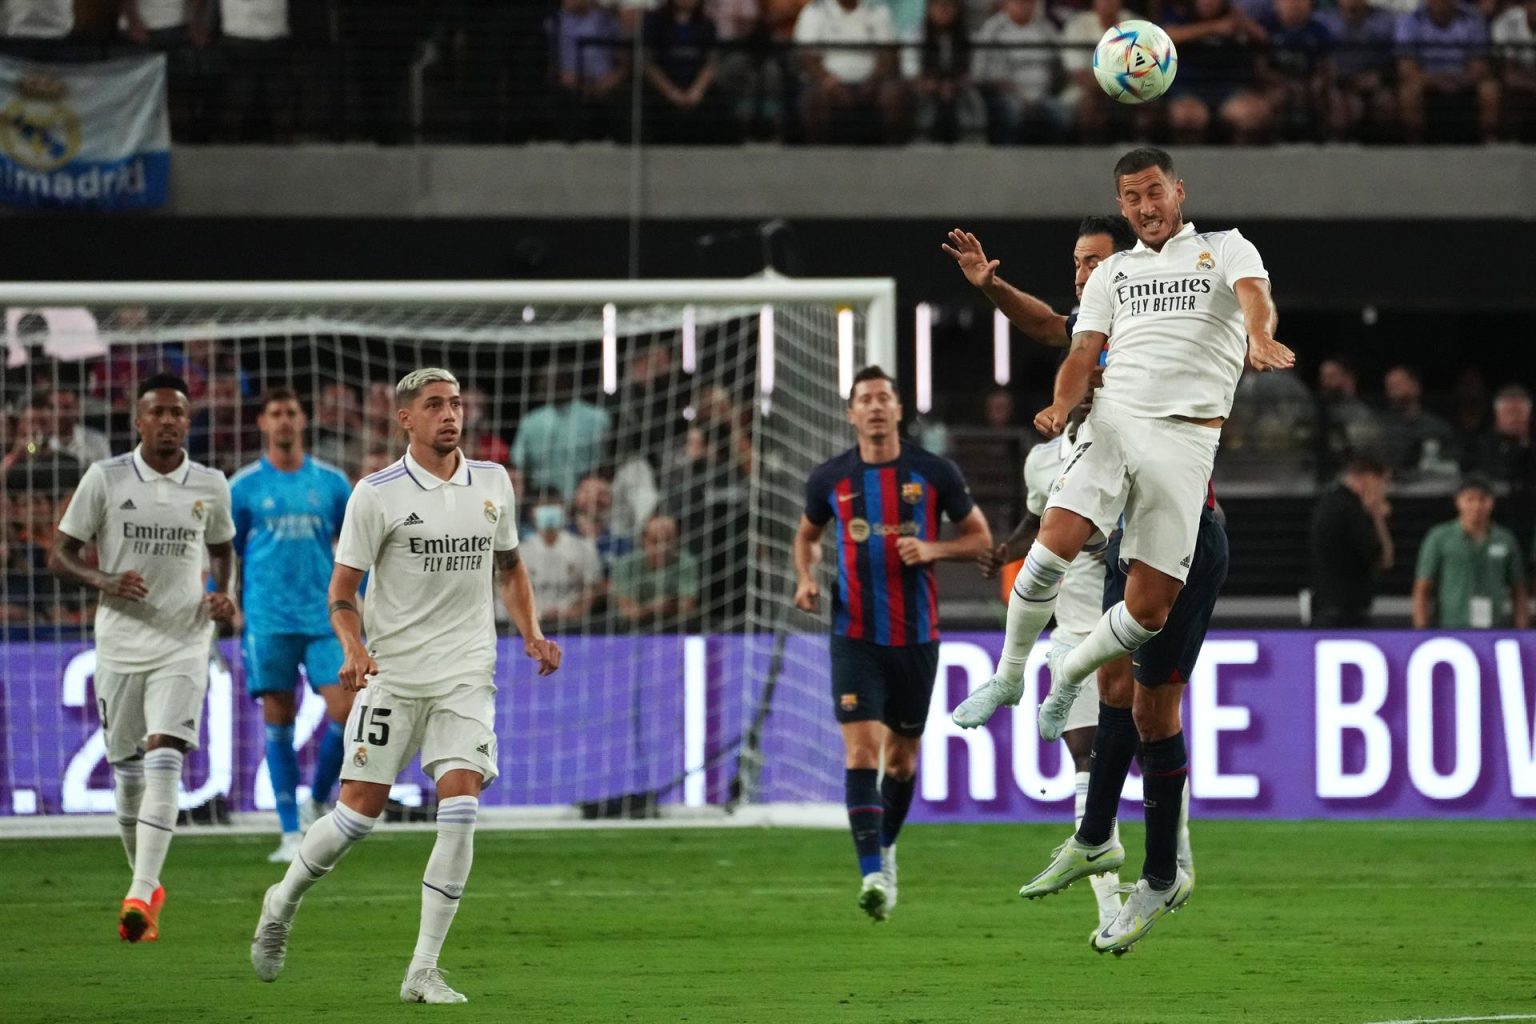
xmin=793 ymin=365 xmax=992 ymax=922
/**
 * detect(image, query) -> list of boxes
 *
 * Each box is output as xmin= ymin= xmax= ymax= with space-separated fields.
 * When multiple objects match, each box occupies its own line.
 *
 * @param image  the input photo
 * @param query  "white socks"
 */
xmin=1076 ymin=770 xmax=1123 ymax=912
xmin=112 ymin=758 xmax=145 ymax=870
xmin=271 ymin=802 xmax=379 ymax=923
xmin=998 ymin=543 xmax=1072 ymax=682
xmin=1059 ymin=601 xmax=1161 ymax=685
xmin=127 ymin=748 xmax=182 ymax=903
xmin=410 ymin=796 xmax=479 ymax=975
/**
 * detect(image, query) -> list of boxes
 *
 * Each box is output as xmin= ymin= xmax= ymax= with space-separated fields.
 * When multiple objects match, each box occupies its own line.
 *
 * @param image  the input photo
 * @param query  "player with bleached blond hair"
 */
xmin=250 ymin=367 xmax=561 ymax=1003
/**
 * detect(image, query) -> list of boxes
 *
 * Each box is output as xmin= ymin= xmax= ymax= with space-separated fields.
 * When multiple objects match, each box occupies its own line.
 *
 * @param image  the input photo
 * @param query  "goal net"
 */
xmin=0 ymin=278 xmax=894 ymax=831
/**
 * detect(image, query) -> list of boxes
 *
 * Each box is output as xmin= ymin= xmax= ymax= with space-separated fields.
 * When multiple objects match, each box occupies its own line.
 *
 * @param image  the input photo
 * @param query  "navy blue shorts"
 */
xmin=1102 ymin=504 xmax=1229 ymax=687
xmin=829 ymin=635 xmax=941 ymax=738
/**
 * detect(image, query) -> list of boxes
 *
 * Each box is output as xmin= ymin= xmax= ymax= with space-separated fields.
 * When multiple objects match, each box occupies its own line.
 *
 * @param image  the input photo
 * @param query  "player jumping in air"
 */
xmin=230 ymin=387 xmax=356 ymax=863
xmin=947 ymin=218 xmax=1228 ymax=950
xmin=250 ymin=368 xmax=561 ymax=1003
xmin=794 ymin=366 xmax=992 ymax=921
xmin=49 ymin=373 xmax=238 ymax=943
xmin=950 ymin=147 xmax=1290 ymax=952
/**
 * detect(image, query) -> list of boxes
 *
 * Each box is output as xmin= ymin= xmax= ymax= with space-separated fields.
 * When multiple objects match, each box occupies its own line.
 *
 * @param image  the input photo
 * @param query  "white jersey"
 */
xmin=1023 ymin=432 xmax=1106 ymax=639
xmin=1076 ymin=221 xmax=1269 ymax=421
xmin=335 ymin=448 xmax=519 ymax=698
xmin=57 ymin=447 xmax=235 ymax=672
xmin=520 ymin=531 xmax=602 ymax=615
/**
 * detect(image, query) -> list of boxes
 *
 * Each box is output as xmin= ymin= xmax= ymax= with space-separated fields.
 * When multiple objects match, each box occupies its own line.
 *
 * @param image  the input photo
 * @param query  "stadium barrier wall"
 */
xmin=2 ymin=631 xmax=1532 ymax=822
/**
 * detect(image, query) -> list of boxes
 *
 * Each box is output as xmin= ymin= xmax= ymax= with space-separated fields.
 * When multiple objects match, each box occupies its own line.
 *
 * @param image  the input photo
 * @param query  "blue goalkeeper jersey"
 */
xmin=230 ymin=455 xmax=352 ymax=636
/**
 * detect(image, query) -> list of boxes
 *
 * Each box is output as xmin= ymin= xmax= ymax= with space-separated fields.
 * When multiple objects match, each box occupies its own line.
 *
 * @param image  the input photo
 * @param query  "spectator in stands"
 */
xmin=40 ymin=386 xmax=111 ymax=465
xmin=1314 ymin=355 xmax=1383 ymax=479
xmin=549 ymin=0 xmax=631 ymax=142
xmin=4 ymin=451 xmax=85 ymax=623
xmin=613 ymin=341 xmax=680 ymax=464
xmin=795 ymin=0 xmax=912 ymax=144
xmin=1164 ymin=0 xmax=1273 ymax=143
xmin=981 ymin=385 xmax=1015 ymax=428
xmin=913 ymin=0 xmax=975 ymax=143
xmin=1257 ymin=0 xmax=1339 ymax=140
xmin=512 ymin=366 xmax=613 ymax=501
xmin=1318 ymin=0 xmax=1398 ymax=140
xmin=358 ymin=444 xmax=396 ymax=478
xmin=974 ymin=0 xmax=1069 ymax=143
xmin=1061 ymin=0 xmax=1140 ymax=141
xmin=336 ymin=0 xmax=422 ymax=144
xmin=1463 ymin=383 xmax=1535 ymax=545
xmin=190 ymin=371 xmax=260 ymax=473
xmin=218 ymin=0 xmax=293 ymax=142
xmin=1493 ymin=0 xmax=1536 ymax=140
xmin=520 ymin=487 xmax=605 ymax=626
xmin=1309 ymin=455 xmax=1394 ymax=627
xmin=1379 ymin=365 xmax=1457 ymax=476
xmin=120 ymin=0 xmax=212 ymax=140
xmin=571 ymin=473 xmax=634 ymax=575
xmin=359 ymin=380 xmax=403 ymax=457
xmin=611 ymin=513 xmax=701 ymax=628
xmin=0 ymin=0 xmax=73 ymax=46
xmin=1452 ymin=366 xmax=1490 ymax=455
xmin=1412 ymin=476 xmax=1529 ymax=629
xmin=459 ymin=385 xmax=512 ymax=465
xmin=1395 ymin=0 xmax=1500 ymax=143
xmin=644 ymin=0 xmax=740 ymax=143
xmin=311 ymin=381 xmax=363 ymax=478
xmin=2 ymin=403 xmax=58 ymax=472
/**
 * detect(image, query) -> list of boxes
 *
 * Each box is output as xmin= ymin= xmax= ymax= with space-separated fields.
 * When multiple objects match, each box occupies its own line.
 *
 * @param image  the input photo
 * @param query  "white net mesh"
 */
xmin=0 ymin=281 xmax=891 ymax=824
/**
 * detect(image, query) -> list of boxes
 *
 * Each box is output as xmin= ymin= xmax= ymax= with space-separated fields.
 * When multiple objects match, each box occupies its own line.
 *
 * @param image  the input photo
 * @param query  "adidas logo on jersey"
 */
xmin=1113 ymin=271 xmax=1128 ymax=283
xmin=402 ymin=512 xmax=425 ymax=526
xmin=120 ymin=499 xmax=137 ymax=510
xmin=1180 ymin=553 xmax=1193 ymax=568
xmin=476 ymin=742 xmax=490 ymax=756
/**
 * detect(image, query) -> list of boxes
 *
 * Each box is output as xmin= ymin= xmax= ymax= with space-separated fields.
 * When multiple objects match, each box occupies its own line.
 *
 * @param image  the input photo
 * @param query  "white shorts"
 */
xmin=95 ymin=651 xmax=210 ymax=763
xmin=1043 ymin=400 xmax=1220 ymax=583
xmin=1045 ymin=634 xmax=1104 ymax=734
xmin=339 ymin=680 xmax=499 ymax=788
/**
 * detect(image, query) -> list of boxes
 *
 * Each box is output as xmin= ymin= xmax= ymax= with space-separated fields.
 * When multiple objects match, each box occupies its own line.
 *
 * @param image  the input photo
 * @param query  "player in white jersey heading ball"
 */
xmin=951 ymin=147 xmax=1292 ymax=932
xmin=251 ymin=368 xmax=561 ymax=1004
xmin=49 ymin=373 xmax=238 ymax=943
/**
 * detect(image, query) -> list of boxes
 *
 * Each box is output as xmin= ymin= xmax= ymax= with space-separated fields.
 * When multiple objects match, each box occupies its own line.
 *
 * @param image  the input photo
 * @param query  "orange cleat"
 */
xmin=145 ymin=886 xmax=165 ymax=941
xmin=118 ymin=887 xmax=165 ymax=943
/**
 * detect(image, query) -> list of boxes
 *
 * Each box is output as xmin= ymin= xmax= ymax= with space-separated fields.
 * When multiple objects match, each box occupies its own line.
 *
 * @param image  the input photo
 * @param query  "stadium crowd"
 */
xmin=3 ymin=0 xmax=1534 ymax=143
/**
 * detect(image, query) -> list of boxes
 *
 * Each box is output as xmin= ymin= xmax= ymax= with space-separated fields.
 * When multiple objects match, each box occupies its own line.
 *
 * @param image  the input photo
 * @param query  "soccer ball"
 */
xmin=1092 ymin=20 xmax=1178 ymax=105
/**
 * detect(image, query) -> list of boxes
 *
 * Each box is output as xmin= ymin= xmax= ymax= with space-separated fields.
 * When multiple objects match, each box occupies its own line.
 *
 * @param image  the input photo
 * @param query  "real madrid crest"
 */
xmin=901 ymin=482 xmax=923 ymax=505
xmin=192 ymin=499 xmax=205 ymax=521
xmin=1196 ymin=250 xmax=1215 ymax=271
xmin=483 ymin=500 xmax=499 ymax=524
xmin=353 ymin=746 xmax=369 ymax=767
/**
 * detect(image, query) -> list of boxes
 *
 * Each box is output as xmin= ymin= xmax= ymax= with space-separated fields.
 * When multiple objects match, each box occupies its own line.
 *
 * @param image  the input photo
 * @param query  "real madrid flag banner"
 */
xmin=0 ymin=55 xmax=170 ymax=210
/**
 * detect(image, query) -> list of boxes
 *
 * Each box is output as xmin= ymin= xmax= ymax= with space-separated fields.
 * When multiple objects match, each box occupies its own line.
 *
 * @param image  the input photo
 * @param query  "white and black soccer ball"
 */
xmin=1092 ymin=20 xmax=1178 ymax=105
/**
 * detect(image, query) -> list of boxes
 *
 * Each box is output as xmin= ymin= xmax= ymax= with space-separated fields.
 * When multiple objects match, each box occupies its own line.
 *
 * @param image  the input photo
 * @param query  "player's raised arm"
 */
xmin=1234 ymin=278 xmax=1294 ymax=372
xmin=943 ymin=229 xmax=1072 ymax=347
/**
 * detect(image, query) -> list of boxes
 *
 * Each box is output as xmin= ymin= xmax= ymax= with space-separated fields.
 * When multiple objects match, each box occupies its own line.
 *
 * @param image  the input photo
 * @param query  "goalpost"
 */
xmin=0 ymin=277 xmax=895 ymax=833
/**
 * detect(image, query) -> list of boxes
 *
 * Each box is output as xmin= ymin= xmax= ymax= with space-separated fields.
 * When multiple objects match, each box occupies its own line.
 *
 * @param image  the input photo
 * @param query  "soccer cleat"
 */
xmin=142 ymin=885 xmax=166 ymax=941
xmin=858 ymin=872 xmax=889 ymax=922
xmin=1018 ymin=833 xmax=1125 ymax=900
xmin=268 ymin=832 xmax=302 ymax=864
xmin=880 ymin=845 xmax=898 ymax=914
xmin=299 ymin=799 xmax=327 ymax=833
xmin=118 ymin=896 xmax=155 ymax=943
xmin=251 ymin=884 xmax=293 ymax=982
xmin=401 ymin=967 xmax=469 ymax=1004
xmin=1090 ymin=869 xmax=1194 ymax=955
xmin=952 ymin=674 xmax=1023 ymax=728
xmin=1037 ymin=644 xmax=1085 ymax=742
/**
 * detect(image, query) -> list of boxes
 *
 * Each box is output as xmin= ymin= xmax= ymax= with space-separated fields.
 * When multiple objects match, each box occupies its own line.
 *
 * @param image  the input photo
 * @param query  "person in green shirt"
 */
xmin=611 ymin=513 xmax=700 ymax=628
xmin=1412 ymin=476 xmax=1530 ymax=630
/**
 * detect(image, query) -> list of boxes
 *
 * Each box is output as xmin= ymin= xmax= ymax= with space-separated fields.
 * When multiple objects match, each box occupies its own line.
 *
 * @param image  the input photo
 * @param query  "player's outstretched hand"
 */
xmin=99 ymin=569 xmax=148 ymax=601
xmin=941 ymin=230 xmax=1000 ymax=290
xmin=338 ymin=648 xmax=378 ymax=692
xmin=1033 ymin=402 xmax=1071 ymax=439
xmin=895 ymin=537 xmax=933 ymax=566
xmin=1247 ymin=333 xmax=1296 ymax=372
xmin=976 ymin=542 xmax=1009 ymax=579
xmin=204 ymin=591 xmax=237 ymax=623
xmin=526 ymin=636 xmax=562 ymax=676
xmin=793 ymin=578 xmax=820 ymax=613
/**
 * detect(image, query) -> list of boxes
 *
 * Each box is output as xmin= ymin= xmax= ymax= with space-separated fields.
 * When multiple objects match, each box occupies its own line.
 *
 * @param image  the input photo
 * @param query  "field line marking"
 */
xmin=1364 ymin=1015 xmax=1536 ymax=1024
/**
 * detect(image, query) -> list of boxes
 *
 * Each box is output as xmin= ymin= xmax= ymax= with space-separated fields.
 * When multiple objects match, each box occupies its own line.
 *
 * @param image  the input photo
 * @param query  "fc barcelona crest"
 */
xmin=840 ymin=693 xmax=858 ymax=712
xmin=901 ymin=482 xmax=923 ymax=505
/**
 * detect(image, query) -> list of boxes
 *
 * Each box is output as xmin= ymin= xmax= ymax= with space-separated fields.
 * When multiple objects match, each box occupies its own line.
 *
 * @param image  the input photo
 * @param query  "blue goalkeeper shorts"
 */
xmin=242 ymin=632 xmax=345 ymax=699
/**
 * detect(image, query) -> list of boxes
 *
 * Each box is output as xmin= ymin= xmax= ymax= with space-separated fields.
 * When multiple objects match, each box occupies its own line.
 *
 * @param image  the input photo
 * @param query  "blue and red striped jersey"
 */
xmin=804 ymin=442 xmax=975 ymax=646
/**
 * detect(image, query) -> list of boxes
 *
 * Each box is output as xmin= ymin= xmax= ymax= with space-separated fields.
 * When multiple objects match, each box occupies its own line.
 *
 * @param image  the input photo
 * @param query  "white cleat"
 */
xmin=1018 ymin=833 xmax=1125 ymax=900
xmin=1090 ymin=869 xmax=1194 ymax=955
xmin=250 ymin=884 xmax=293 ymax=982
xmin=1037 ymin=645 xmax=1085 ymax=742
xmin=858 ymin=872 xmax=889 ymax=922
xmin=299 ymin=799 xmax=327 ymax=833
xmin=880 ymin=845 xmax=899 ymax=914
xmin=401 ymin=967 xmax=469 ymax=1004
xmin=267 ymin=832 xmax=302 ymax=864
xmin=952 ymin=674 xmax=1023 ymax=728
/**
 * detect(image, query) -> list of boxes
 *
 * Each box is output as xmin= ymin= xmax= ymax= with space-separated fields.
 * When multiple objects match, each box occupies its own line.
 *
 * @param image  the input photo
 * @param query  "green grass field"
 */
xmin=1 ymin=820 xmax=1531 ymax=1024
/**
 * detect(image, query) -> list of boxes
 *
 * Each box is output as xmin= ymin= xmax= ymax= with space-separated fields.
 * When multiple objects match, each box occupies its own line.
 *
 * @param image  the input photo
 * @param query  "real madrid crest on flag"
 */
xmin=901 ymin=482 xmax=923 ymax=505
xmin=1196 ymin=250 xmax=1215 ymax=271
xmin=483 ymin=500 xmax=498 ymax=524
